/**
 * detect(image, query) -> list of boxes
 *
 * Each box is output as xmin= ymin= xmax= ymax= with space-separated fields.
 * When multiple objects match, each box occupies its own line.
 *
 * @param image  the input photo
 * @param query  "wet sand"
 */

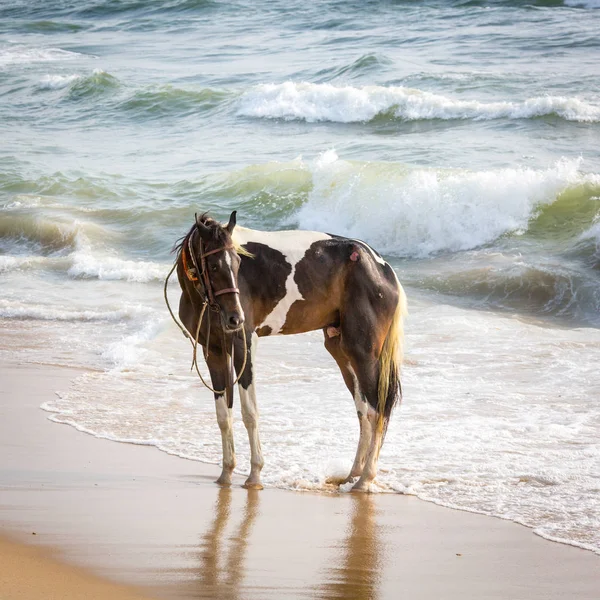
xmin=1 ymin=360 xmax=599 ymax=599
xmin=0 ymin=535 xmax=153 ymax=600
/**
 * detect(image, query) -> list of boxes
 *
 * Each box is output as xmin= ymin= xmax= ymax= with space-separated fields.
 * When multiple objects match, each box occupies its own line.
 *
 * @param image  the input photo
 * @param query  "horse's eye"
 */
xmin=211 ymin=264 xmax=218 ymax=272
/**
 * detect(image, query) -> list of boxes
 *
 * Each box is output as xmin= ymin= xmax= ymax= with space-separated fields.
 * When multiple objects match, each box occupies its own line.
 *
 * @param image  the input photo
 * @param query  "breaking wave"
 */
xmin=0 ymin=211 xmax=167 ymax=282
xmin=38 ymin=73 xmax=81 ymax=90
xmin=67 ymin=248 xmax=166 ymax=282
xmin=295 ymin=151 xmax=600 ymax=257
xmin=0 ymin=299 xmax=152 ymax=322
xmin=0 ymin=214 xmax=78 ymax=254
xmin=238 ymin=82 xmax=600 ymax=123
xmin=67 ymin=69 xmax=119 ymax=99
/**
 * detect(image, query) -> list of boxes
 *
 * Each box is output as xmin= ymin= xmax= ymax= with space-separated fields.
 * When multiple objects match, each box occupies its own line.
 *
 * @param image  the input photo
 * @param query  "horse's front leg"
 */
xmin=207 ymin=351 xmax=236 ymax=486
xmin=235 ymin=332 xmax=264 ymax=490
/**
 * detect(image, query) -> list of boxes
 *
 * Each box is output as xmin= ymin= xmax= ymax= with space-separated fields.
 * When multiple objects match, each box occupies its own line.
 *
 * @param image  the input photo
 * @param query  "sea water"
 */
xmin=1 ymin=0 xmax=599 ymax=554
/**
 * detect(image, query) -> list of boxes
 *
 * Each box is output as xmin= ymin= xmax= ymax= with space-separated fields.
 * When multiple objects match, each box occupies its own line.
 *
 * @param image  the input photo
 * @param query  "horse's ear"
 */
xmin=225 ymin=210 xmax=237 ymax=234
xmin=195 ymin=214 xmax=211 ymax=241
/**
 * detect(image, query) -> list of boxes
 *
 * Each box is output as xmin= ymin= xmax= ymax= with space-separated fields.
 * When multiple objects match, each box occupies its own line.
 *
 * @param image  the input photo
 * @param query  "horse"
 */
xmin=166 ymin=211 xmax=407 ymax=492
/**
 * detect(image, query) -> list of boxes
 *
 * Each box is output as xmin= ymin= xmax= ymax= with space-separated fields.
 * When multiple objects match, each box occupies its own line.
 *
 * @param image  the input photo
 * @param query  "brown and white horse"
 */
xmin=170 ymin=211 xmax=407 ymax=492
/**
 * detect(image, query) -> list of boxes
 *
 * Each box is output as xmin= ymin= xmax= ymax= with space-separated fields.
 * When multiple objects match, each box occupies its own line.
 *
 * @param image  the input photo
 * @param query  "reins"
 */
xmin=164 ymin=227 xmax=248 ymax=395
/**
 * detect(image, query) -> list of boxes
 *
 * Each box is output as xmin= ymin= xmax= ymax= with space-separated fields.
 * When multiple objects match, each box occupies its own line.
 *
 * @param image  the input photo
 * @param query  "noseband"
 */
xmin=183 ymin=228 xmax=239 ymax=310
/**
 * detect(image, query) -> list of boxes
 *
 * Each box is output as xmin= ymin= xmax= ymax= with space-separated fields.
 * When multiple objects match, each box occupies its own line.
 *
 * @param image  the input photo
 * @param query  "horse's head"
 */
xmin=189 ymin=211 xmax=245 ymax=332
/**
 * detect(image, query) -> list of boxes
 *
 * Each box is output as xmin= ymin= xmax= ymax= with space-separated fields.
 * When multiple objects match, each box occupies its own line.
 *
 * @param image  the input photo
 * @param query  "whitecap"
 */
xmin=237 ymin=82 xmax=600 ymax=123
xmin=0 ymin=299 xmax=152 ymax=322
xmin=68 ymin=250 xmax=167 ymax=282
xmin=38 ymin=74 xmax=81 ymax=90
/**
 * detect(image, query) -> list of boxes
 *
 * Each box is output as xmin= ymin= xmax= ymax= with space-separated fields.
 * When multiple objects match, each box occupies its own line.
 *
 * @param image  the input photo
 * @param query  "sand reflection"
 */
xmin=196 ymin=487 xmax=260 ymax=599
xmin=315 ymin=493 xmax=382 ymax=600
xmin=191 ymin=489 xmax=381 ymax=600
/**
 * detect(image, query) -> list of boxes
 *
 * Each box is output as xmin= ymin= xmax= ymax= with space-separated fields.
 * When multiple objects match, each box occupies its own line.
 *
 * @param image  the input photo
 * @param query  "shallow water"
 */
xmin=1 ymin=0 xmax=599 ymax=554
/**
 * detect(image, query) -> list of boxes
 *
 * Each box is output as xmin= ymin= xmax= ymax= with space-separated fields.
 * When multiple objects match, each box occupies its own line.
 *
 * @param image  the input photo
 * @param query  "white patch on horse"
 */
xmin=223 ymin=249 xmax=245 ymax=317
xmin=347 ymin=365 xmax=371 ymax=476
xmin=239 ymin=335 xmax=264 ymax=487
xmin=233 ymin=227 xmax=331 ymax=334
xmin=214 ymin=393 xmax=235 ymax=482
xmin=223 ymin=250 xmax=235 ymax=287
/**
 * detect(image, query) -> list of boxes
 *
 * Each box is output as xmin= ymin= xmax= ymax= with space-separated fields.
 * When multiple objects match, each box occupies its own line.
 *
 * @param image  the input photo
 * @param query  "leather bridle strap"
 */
xmin=186 ymin=230 xmax=240 ymax=306
xmin=213 ymin=287 xmax=240 ymax=297
xmin=200 ymin=245 xmax=232 ymax=259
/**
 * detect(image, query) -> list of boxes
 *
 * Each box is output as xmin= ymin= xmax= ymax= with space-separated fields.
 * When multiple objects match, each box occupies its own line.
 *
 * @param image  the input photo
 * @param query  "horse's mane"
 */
xmin=173 ymin=213 xmax=252 ymax=258
xmin=173 ymin=213 xmax=227 ymax=255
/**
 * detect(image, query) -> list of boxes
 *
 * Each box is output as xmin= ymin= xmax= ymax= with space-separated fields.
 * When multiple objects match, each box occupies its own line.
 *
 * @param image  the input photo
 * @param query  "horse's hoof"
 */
xmin=325 ymin=475 xmax=347 ymax=486
xmin=341 ymin=473 xmax=360 ymax=485
xmin=216 ymin=474 xmax=233 ymax=486
xmin=351 ymin=480 xmax=372 ymax=493
xmin=243 ymin=481 xmax=263 ymax=490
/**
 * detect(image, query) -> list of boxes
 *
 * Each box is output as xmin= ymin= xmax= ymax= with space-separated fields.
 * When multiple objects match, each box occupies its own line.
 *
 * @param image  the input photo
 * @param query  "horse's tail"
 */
xmin=377 ymin=277 xmax=408 ymax=436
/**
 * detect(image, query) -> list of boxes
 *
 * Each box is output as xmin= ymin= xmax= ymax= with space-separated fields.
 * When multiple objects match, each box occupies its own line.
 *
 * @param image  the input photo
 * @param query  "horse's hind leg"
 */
xmin=338 ymin=313 xmax=393 ymax=492
xmin=323 ymin=330 xmax=372 ymax=482
xmin=345 ymin=356 xmax=384 ymax=492
xmin=352 ymin=405 xmax=385 ymax=492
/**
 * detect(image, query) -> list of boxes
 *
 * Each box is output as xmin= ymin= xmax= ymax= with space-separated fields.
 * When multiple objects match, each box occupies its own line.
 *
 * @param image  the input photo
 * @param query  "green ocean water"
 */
xmin=1 ymin=0 xmax=600 ymax=556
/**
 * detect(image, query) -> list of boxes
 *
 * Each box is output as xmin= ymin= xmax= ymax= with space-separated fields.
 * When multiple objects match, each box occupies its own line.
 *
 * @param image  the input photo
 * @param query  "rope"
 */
xmin=164 ymin=258 xmax=248 ymax=395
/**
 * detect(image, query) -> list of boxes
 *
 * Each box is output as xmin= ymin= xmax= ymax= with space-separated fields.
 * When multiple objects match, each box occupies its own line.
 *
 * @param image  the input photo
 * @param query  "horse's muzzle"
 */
xmin=224 ymin=312 xmax=245 ymax=333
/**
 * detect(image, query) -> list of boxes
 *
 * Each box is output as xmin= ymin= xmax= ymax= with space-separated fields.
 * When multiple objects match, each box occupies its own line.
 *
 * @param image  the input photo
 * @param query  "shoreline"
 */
xmin=1 ymin=359 xmax=599 ymax=599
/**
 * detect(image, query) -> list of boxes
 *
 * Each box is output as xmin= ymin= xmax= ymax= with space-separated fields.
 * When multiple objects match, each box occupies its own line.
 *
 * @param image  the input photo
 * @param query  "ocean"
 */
xmin=1 ymin=0 xmax=599 ymax=555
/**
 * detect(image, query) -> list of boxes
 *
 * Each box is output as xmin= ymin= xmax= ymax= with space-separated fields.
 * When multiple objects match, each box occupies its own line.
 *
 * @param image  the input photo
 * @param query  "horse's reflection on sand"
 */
xmin=196 ymin=487 xmax=259 ymax=599
xmin=314 ymin=494 xmax=381 ymax=600
xmin=191 ymin=489 xmax=381 ymax=600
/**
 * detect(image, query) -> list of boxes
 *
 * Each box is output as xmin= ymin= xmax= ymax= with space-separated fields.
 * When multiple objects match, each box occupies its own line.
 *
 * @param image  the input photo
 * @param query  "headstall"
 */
xmin=183 ymin=228 xmax=240 ymax=310
xmin=163 ymin=221 xmax=248 ymax=395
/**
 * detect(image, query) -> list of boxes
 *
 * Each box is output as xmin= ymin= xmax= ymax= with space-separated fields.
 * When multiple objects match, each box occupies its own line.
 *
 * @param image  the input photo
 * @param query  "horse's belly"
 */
xmin=256 ymin=299 xmax=337 ymax=337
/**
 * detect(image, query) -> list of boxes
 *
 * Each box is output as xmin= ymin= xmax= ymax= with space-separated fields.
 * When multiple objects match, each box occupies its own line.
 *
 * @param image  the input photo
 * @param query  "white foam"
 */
xmin=0 ymin=221 xmax=167 ymax=281
xmin=579 ymin=220 xmax=600 ymax=245
xmin=0 ymin=248 xmax=167 ymax=282
xmin=294 ymin=152 xmax=600 ymax=257
xmin=102 ymin=317 xmax=163 ymax=369
xmin=38 ymin=304 xmax=600 ymax=554
xmin=38 ymin=74 xmax=80 ymax=90
xmin=237 ymin=82 xmax=600 ymax=123
xmin=2 ymin=195 xmax=42 ymax=209
xmin=0 ymin=299 xmax=152 ymax=322
xmin=0 ymin=254 xmax=53 ymax=273
xmin=0 ymin=45 xmax=83 ymax=66
xmin=0 ymin=256 xmax=19 ymax=273
xmin=68 ymin=249 xmax=167 ymax=282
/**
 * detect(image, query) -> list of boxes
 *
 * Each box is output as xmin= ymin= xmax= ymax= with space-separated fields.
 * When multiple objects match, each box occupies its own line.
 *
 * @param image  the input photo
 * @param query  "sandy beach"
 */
xmin=0 ymin=359 xmax=598 ymax=600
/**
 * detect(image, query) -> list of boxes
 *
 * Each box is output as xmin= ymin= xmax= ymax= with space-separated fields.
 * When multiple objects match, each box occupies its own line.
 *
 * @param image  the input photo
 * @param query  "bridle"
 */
xmin=182 ymin=228 xmax=240 ymax=310
xmin=164 ymin=223 xmax=248 ymax=395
